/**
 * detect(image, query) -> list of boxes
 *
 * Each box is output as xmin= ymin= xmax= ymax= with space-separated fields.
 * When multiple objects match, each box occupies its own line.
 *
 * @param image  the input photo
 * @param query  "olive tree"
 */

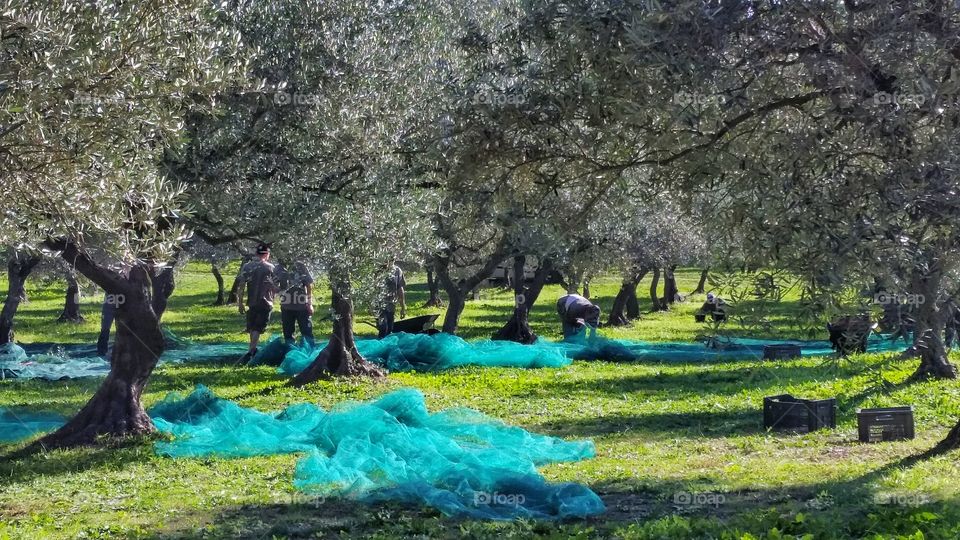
xmin=0 ymin=0 xmax=240 ymax=447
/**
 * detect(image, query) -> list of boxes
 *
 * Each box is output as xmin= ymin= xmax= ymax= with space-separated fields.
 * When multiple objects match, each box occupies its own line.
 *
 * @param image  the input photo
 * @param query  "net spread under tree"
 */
xmin=149 ymin=385 xmax=605 ymax=520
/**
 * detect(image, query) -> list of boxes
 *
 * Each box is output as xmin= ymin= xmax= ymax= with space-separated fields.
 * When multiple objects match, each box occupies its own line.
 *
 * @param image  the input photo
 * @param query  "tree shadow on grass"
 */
xmin=0 ymin=437 xmax=150 ymax=487
xmin=532 ymin=408 xmax=764 ymax=439
xmin=140 ymin=450 xmax=960 ymax=540
xmin=537 ymin=362 xmax=855 ymax=400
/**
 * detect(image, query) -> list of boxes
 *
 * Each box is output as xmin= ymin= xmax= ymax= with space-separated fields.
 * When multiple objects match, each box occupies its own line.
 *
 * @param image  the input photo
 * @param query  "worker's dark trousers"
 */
xmin=560 ymin=304 xmax=601 ymax=338
xmin=281 ymin=309 xmax=315 ymax=345
xmin=377 ymin=308 xmax=396 ymax=338
xmin=96 ymin=301 xmax=116 ymax=357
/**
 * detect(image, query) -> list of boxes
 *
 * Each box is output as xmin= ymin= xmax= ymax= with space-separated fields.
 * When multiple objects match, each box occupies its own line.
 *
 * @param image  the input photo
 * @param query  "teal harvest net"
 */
xmin=150 ymin=385 xmax=605 ymax=520
xmin=2 ymin=327 xmax=909 ymax=381
xmin=0 ymin=408 xmax=66 ymax=444
xmin=270 ymin=333 xmax=572 ymax=375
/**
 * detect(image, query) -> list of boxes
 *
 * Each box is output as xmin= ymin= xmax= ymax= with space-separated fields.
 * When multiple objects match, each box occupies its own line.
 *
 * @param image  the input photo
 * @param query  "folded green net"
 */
xmin=150 ymin=385 xmax=604 ymax=520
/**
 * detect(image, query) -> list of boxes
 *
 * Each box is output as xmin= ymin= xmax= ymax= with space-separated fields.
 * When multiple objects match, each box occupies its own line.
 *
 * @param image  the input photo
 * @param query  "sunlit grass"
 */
xmin=0 ymin=264 xmax=958 ymax=539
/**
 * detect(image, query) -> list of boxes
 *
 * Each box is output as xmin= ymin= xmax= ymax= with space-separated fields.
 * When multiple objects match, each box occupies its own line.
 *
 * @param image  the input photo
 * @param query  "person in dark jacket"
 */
xmin=556 ymin=292 xmax=601 ymax=338
xmin=377 ymin=261 xmax=406 ymax=338
xmin=236 ymin=243 xmax=278 ymax=363
xmin=276 ymin=260 xmax=315 ymax=346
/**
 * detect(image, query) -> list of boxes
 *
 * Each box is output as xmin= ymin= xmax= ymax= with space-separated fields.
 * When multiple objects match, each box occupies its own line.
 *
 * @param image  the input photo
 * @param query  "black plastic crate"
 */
xmin=857 ymin=406 xmax=915 ymax=443
xmin=763 ymin=394 xmax=836 ymax=433
xmin=763 ymin=344 xmax=802 ymax=361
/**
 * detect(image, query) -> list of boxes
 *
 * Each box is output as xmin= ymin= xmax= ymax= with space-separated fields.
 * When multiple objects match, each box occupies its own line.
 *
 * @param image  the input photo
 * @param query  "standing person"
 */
xmin=276 ymin=259 xmax=315 ymax=346
xmin=377 ymin=260 xmax=406 ymax=338
xmin=236 ymin=243 xmax=278 ymax=364
xmin=556 ymin=292 xmax=601 ymax=339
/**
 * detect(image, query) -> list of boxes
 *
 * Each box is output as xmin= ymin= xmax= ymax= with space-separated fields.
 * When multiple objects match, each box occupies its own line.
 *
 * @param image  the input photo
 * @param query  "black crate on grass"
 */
xmin=763 ymin=394 xmax=836 ymax=433
xmin=763 ymin=344 xmax=802 ymax=361
xmin=857 ymin=406 xmax=915 ymax=443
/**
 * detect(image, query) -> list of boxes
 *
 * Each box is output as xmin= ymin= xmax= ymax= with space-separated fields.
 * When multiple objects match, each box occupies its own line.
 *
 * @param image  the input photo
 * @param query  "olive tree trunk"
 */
xmin=909 ymin=266 xmax=958 ymax=380
xmin=211 ymin=263 xmax=226 ymax=306
xmin=0 ymin=254 xmax=41 ymax=344
xmin=424 ymin=266 xmax=444 ymax=307
xmin=661 ymin=265 xmax=679 ymax=307
xmin=492 ymin=256 xmax=553 ymax=343
xmin=434 ymin=247 xmax=510 ymax=335
xmin=692 ymin=268 xmax=710 ymax=295
xmin=291 ymin=277 xmax=385 ymax=385
xmin=649 ymin=267 xmax=663 ymax=311
xmin=57 ymin=270 xmax=84 ymax=323
xmin=35 ymin=242 xmax=168 ymax=449
xmin=608 ymin=268 xmax=648 ymax=326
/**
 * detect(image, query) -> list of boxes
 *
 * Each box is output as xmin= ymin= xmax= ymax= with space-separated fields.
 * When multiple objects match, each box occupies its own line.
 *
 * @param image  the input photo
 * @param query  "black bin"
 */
xmin=857 ymin=406 xmax=915 ymax=443
xmin=763 ymin=344 xmax=802 ymax=361
xmin=764 ymin=394 xmax=836 ymax=433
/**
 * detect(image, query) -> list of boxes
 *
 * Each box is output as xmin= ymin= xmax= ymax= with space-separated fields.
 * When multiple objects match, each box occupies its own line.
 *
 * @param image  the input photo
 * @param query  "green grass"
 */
xmin=1 ymin=266 xmax=959 ymax=539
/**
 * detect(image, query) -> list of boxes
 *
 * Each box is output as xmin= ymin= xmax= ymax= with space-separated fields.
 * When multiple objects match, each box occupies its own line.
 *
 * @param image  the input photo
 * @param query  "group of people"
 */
xmin=234 ymin=244 xmax=407 ymax=363
xmin=94 ymin=244 xmax=724 ymax=358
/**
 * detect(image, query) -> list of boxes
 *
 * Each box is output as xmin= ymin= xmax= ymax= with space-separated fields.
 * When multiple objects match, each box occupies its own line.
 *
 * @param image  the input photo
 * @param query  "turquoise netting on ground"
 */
xmin=1 ymin=327 xmax=909 ymax=380
xmin=149 ymin=385 xmax=605 ymax=520
xmin=0 ymin=408 xmax=66 ymax=444
xmin=268 ymin=333 xmax=572 ymax=375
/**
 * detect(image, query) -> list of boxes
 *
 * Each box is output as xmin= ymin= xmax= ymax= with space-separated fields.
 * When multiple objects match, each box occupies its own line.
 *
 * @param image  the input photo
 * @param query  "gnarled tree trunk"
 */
xmin=57 ymin=270 xmax=84 ymax=323
xmin=608 ymin=268 xmax=648 ymax=326
xmin=649 ymin=267 xmax=663 ymax=312
xmin=211 ymin=263 xmax=225 ymax=306
xmin=227 ymin=256 xmax=250 ymax=305
xmin=661 ymin=265 xmax=678 ymax=307
xmin=692 ymin=268 xmax=709 ymax=295
xmin=935 ymin=419 xmax=960 ymax=453
xmin=909 ymin=266 xmax=957 ymax=380
xmin=434 ymin=248 xmax=509 ymax=335
xmin=0 ymin=254 xmax=41 ymax=344
xmin=150 ymin=264 xmax=176 ymax=318
xmin=36 ymin=242 xmax=168 ymax=450
xmin=424 ymin=266 xmax=444 ymax=307
xmin=291 ymin=278 xmax=385 ymax=386
xmin=492 ymin=256 xmax=552 ymax=343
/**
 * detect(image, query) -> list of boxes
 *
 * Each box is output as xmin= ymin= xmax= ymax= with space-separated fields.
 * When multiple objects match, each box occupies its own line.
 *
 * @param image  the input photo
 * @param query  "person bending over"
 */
xmin=556 ymin=292 xmax=601 ymax=339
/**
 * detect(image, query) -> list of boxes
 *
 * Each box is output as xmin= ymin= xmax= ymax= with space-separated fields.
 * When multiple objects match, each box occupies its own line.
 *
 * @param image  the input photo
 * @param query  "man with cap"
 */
xmin=236 ymin=243 xmax=279 ymax=363
xmin=556 ymin=291 xmax=601 ymax=339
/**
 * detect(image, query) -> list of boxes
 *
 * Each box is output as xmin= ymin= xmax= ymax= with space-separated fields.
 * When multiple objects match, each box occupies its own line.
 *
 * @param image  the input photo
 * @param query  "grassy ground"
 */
xmin=1 ymin=265 xmax=959 ymax=539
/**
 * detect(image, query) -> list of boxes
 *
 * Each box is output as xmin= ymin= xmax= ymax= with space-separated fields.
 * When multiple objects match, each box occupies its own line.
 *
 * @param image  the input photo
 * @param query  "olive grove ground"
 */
xmin=0 ymin=266 xmax=958 ymax=539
